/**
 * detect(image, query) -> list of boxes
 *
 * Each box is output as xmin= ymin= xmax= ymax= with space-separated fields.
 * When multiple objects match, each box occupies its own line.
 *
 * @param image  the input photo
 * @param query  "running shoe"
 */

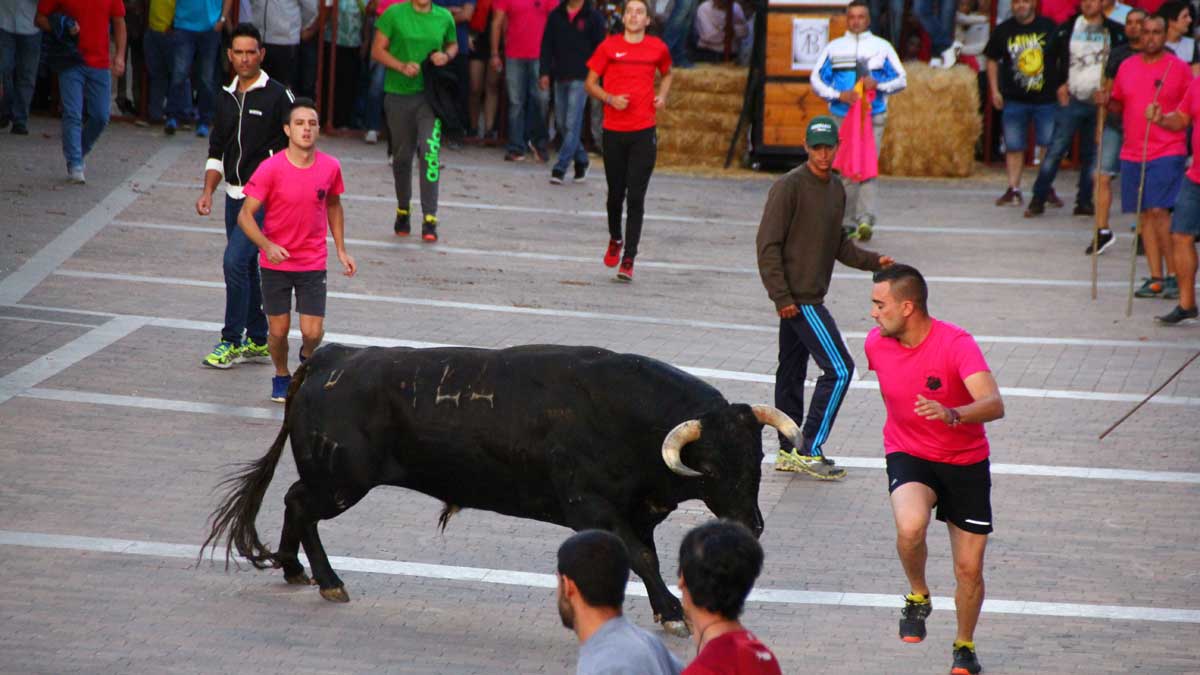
xmin=1135 ymin=277 xmax=1165 ymax=298
xmin=422 ymin=214 xmax=438 ymax=242
xmin=1163 ymin=276 xmax=1180 ymax=300
xmin=67 ymin=166 xmax=86 ymax=184
xmin=394 ymin=208 xmax=410 ymax=236
xmin=550 ymin=168 xmax=565 ymax=185
xmin=241 ymin=339 xmax=271 ymax=363
xmin=1073 ymin=203 xmax=1094 ymax=216
xmin=604 ymin=240 xmax=623 ymax=267
xmin=994 ymin=187 xmax=1022 ymax=207
xmin=1047 ymin=188 xmax=1064 ymax=208
xmin=504 ymin=150 xmax=525 ymax=162
xmin=793 ymin=454 xmax=846 ymax=480
xmin=271 ymin=374 xmax=292 ymax=403
xmin=196 ymin=123 xmax=210 ymax=137
xmin=774 ymin=449 xmax=804 ymax=472
xmin=573 ymin=162 xmax=589 ymax=183
xmin=1156 ymin=305 xmax=1199 ymax=325
xmin=1023 ymin=198 xmax=1044 ymax=217
xmin=951 ymin=644 xmax=983 ymax=675
xmin=617 ymin=257 xmax=635 ymax=282
xmin=11 ymin=123 xmax=28 ymax=135
xmin=853 ymin=220 xmax=873 ymax=242
xmin=1084 ymin=229 xmax=1115 ymax=255
xmin=165 ymin=117 xmax=177 ymax=135
xmin=364 ymin=129 xmax=379 ymax=144
xmin=203 ymin=341 xmax=243 ymax=369
xmin=899 ymin=593 xmax=932 ymax=643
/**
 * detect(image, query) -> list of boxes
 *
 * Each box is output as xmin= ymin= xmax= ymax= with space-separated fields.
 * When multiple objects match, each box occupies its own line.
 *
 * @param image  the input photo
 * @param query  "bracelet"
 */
xmin=946 ymin=408 xmax=961 ymax=426
xmin=605 ymin=94 xmax=612 ymax=105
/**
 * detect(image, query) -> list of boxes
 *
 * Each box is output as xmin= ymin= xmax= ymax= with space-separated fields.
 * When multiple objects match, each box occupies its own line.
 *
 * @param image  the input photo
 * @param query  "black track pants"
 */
xmin=602 ymin=126 xmax=657 ymax=259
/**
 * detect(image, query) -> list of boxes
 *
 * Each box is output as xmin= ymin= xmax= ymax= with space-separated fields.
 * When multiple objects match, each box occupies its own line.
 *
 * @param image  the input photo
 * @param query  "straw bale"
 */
xmin=658 ymin=108 xmax=741 ymax=135
xmin=657 ymin=128 xmax=733 ymax=155
xmin=670 ymin=63 xmax=748 ymax=96
xmin=879 ymin=62 xmax=981 ymax=178
xmin=669 ymin=90 xmax=746 ymax=115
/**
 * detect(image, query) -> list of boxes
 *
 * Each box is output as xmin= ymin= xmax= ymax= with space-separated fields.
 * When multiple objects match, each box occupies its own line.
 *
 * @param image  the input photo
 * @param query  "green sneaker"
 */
xmin=774 ymin=448 xmax=804 ymax=472
xmin=240 ymin=339 xmax=271 ymax=363
xmin=853 ymin=220 xmax=874 ymax=242
xmin=1163 ymin=276 xmax=1180 ymax=300
xmin=202 ymin=341 xmax=243 ymax=369
xmin=1134 ymin=277 xmax=1165 ymax=298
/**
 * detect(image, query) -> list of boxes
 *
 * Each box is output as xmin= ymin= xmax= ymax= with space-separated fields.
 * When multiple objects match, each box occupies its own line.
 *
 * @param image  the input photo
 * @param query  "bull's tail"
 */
xmin=199 ymin=365 xmax=310 ymax=569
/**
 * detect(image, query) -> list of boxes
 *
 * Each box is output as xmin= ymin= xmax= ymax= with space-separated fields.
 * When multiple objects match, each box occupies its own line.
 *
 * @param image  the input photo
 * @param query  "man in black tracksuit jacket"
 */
xmin=539 ymin=0 xmax=606 ymax=183
xmin=195 ymin=23 xmax=294 ymax=369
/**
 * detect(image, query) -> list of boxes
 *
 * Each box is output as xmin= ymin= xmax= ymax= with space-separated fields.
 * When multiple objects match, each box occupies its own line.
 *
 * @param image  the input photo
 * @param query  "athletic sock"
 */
xmin=906 ymin=593 xmax=930 ymax=604
xmin=953 ymin=639 xmax=975 ymax=651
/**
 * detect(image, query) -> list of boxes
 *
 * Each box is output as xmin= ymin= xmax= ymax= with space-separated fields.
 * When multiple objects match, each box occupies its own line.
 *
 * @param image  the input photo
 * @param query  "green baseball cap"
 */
xmin=806 ymin=116 xmax=839 ymax=147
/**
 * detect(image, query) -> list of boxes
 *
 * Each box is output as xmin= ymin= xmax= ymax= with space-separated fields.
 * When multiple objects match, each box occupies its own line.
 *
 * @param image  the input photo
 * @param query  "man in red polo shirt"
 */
xmin=35 ymin=0 xmax=126 ymax=183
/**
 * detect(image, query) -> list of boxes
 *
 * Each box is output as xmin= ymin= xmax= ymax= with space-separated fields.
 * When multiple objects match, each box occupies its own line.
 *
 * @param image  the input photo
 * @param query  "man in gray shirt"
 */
xmin=556 ymin=530 xmax=683 ymax=675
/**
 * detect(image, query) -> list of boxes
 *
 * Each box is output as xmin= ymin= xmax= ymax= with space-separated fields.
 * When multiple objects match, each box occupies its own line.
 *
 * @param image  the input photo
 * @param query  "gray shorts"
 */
xmin=260 ymin=268 xmax=327 ymax=317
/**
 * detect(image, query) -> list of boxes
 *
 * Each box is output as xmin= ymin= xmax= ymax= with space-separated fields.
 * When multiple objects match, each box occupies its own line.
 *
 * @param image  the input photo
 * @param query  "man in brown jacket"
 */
xmin=756 ymin=116 xmax=894 ymax=479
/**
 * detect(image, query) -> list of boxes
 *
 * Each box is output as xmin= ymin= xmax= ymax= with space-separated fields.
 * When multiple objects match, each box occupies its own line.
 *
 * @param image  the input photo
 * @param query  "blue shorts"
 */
xmin=1099 ymin=126 xmax=1122 ymax=176
xmin=1121 ymin=155 xmax=1186 ymax=213
xmin=1171 ymin=177 xmax=1200 ymax=238
xmin=1001 ymin=100 xmax=1056 ymax=153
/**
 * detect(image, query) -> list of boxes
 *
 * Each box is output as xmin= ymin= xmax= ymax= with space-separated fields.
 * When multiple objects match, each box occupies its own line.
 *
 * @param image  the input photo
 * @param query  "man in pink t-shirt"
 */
xmin=1147 ymin=76 xmax=1200 ymax=324
xmin=1109 ymin=14 xmax=1190 ymax=300
xmin=239 ymin=98 xmax=357 ymax=403
xmin=864 ymin=264 xmax=1005 ymax=675
xmin=490 ymin=0 xmax=555 ymax=160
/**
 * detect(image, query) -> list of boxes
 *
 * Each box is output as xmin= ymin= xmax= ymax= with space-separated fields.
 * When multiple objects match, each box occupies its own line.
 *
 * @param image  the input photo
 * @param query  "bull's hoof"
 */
xmin=662 ymin=620 xmax=690 ymax=638
xmin=284 ymin=572 xmax=315 ymax=585
xmin=319 ymin=585 xmax=350 ymax=603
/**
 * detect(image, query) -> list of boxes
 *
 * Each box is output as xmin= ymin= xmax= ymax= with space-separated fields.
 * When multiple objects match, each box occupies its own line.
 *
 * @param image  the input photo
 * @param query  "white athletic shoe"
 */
xmin=364 ymin=129 xmax=379 ymax=144
xmin=940 ymin=42 xmax=962 ymax=69
xmin=67 ymin=166 xmax=86 ymax=184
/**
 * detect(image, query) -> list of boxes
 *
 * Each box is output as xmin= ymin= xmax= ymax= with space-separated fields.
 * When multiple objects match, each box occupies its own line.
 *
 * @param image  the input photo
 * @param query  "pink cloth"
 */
xmin=243 ymin=151 xmax=345 ymax=272
xmin=377 ymin=0 xmax=407 ymax=15
xmin=833 ymin=90 xmax=878 ymax=182
xmin=1112 ymin=53 xmax=1191 ymax=162
xmin=1038 ymin=0 xmax=1079 ymax=24
xmin=494 ymin=0 xmax=555 ymax=59
xmin=1179 ymin=79 xmax=1200 ymax=183
xmin=865 ymin=319 xmax=992 ymax=466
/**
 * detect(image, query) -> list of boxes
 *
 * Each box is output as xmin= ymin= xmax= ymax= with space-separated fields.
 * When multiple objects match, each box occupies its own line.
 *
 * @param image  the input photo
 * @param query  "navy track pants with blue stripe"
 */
xmin=774 ymin=303 xmax=855 ymax=456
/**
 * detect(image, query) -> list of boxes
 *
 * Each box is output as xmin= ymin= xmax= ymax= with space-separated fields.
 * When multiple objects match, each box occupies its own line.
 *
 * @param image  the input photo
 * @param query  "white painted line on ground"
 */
xmin=0 ymin=316 xmax=148 ymax=405
xmin=0 ymin=145 xmax=186 ymax=305
xmin=21 ymin=387 xmax=1200 ymax=484
xmin=2 ymin=529 xmax=1196 ymax=623
xmin=0 ymin=314 xmax=102 ymax=329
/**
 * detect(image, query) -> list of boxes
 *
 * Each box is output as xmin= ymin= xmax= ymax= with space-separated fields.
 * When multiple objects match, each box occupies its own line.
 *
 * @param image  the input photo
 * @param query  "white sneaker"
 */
xmin=940 ymin=42 xmax=961 ymax=69
xmin=364 ymin=129 xmax=379 ymax=144
xmin=67 ymin=166 xmax=86 ymax=184
xmin=929 ymin=57 xmax=943 ymax=68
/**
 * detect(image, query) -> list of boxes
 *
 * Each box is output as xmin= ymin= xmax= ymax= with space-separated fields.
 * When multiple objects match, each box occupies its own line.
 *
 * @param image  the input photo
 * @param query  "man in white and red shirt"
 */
xmin=239 ymin=97 xmax=357 ymax=403
xmin=864 ymin=264 xmax=1005 ymax=675
xmin=490 ymin=0 xmax=555 ymax=161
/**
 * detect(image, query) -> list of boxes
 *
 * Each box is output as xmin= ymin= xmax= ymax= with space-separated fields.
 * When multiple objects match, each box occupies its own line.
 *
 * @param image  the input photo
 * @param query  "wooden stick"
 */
xmin=1127 ymin=62 xmax=1173 ymax=318
xmin=1099 ymin=350 xmax=1200 ymax=439
xmin=1093 ymin=80 xmax=1108 ymax=301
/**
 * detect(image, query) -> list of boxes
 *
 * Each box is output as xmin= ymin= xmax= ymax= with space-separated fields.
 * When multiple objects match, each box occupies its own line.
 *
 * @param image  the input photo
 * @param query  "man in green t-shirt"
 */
xmin=371 ymin=0 xmax=457 ymax=242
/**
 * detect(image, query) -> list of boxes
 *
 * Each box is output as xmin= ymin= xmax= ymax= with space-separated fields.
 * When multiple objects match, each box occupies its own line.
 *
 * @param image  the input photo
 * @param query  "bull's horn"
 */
xmin=661 ymin=420 xmax=703 ymax=477
xmin=751 ymin=405 xmax=803 ymax=448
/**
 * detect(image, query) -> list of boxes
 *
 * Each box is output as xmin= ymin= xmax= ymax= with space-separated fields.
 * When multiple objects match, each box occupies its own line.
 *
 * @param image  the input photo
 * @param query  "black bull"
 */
xmin=201 ymin=344 xmax=804 ymax=635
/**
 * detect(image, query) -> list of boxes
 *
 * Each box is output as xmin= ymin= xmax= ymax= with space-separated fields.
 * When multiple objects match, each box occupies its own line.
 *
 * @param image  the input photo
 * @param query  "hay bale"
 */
xmin=658 ymin=108 xmax=741 ymax=135
xmin=670 ymin=63 xmax=748 ymax=96
xmin=651 ymin=64 xmax=749 ymax=170
xmin=879 ymin=62 xmax=981 ymax=178
xmin=668 ymin=90 xmax=746 ymax=115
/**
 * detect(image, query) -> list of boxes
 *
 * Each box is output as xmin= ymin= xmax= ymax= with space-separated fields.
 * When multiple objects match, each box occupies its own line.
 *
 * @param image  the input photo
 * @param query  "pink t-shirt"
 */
xmin=494 ymin=0 xmax=554 ymax=59
xmin=243 ymin=150 xmax=345 ymax=273
xmin=377 ymin=0 xmax=407 ymax=15
xmin=1179 ymin=79 xmax=1200 ymax=183
xmin=1038 ymin=0 xmax=1079 ymax=24
xmin=865 ymin=319 xmax=992 ymax=465
xmin=1111 ymin=53 xmax=1190 ymax=162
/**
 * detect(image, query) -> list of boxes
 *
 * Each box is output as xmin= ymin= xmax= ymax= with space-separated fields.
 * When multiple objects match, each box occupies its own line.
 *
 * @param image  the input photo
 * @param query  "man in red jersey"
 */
xmin=865 ymin=264 xmax=1005 ymax=675
xmin=585 ymin=0 xmax=672 ymax=282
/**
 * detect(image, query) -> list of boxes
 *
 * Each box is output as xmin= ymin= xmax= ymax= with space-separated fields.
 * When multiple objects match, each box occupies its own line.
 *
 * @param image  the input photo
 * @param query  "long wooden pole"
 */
xmin=1127 ymin=60 xmax=1173 ymax=317
xmin=1099 ymin=350 xmax=1200 ymax=439
xmin=1092 ymin=76 xmax=1108 ymax=301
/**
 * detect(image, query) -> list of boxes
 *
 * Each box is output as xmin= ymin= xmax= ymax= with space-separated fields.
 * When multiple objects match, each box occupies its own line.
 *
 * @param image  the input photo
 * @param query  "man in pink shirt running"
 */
xmin=238 ymin=97 xmax=357 ymax=402
xmin=864 ymin=264 xmax=1005 ymax=675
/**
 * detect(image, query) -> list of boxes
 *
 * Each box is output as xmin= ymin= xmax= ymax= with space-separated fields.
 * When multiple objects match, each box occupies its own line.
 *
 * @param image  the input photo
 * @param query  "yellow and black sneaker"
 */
xmin=422 ymin=214 xmax=438 ymax=243
xmin=394 ymin=207 xmax=411 ymax=236
xmin=951 ymin=641 xmax=982 ymax=674
xmin=900 ymin=593 xmax=932 ymax=643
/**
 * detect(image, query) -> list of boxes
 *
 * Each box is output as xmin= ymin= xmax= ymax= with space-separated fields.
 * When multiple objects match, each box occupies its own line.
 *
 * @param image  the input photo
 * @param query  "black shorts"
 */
xmin=260 ymin=269 xmax=327 ymax=317
xmin=468 ymin=29 xmax=490 ymax=61
xmin=886 ymin=452 xmax=993 ymax=535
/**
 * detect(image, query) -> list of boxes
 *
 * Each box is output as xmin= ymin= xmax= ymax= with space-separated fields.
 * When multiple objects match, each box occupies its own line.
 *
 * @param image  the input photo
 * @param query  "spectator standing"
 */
xmin=955 ymin=0 xmax=991 ymax=71
xmin=916 ymin=0 xmax=962 ymax=67
xmin=372 ymin=0 xmax=458 ymax=241
xmin=1104 ymin=0 xmax=1134 ymax=23
xmin=143 ymin=0 xmax=183 ymax=125
xmin=865 ymin=264 xmax=1005 ymax=675
xmin=660 ymin=0 xmax=700 ymax=67
xmin=195 ymin=22 xmax=293 ymax=369
xmin=677 ymin=521 xmax=783 ymax=675
xmin=1040 ymin=0 xmax=1082 ymax=23
xmin=870 ymin=0 xmax=905 ymax=46
xmin=755 ymin=116 xmax=894 ymax=480
xmin=238 ymin=98 xmax=356 ymax=402
xmin=466 ymin=0 xmax=501 ymax=140
xmin=320 ymin=0 xmax=366 ymax=130
xmin=984 ymin=0 xmax=1059 ymax=207
xmin=0 ymin=0 xmax=41 ymax=135
xmin=1088 ymin=8 xmax=1145 ymax=256
xmin=539 ymin=0 xmax=606 ymax=184
xmin=116 ymin=0 xmax=146 ymax=118
xmin=169 ymin=0 xmax=229 ymax=137
xmin=1149 ymin=75 xmax=1200 ymax=324
xmin=585 ymin=0 xmax=672 ymax=282
xmin=693 ymin=0 xmax=748 ymax=62
xmin=491 ymin=0 xmax=555 ymax=161
xmin=1110 ymin=14 xmax=1189 ymax=300
xmin=433 ymin=0 xmax=474 ymax=143
xmin=811 ymin=0 xmax=907 ymax=240
xmin=36 ymin=0 xmax=127 ymax=184
xmin=1024 ymin=0 xmax=1126 ymax=218
xmin=1160 ymin=0 xmax=1200 ymax=74
xmin=246 ymin=0 xmax=317 ymax=90
xmin=556 ymin=530 xmax=683 ymax=675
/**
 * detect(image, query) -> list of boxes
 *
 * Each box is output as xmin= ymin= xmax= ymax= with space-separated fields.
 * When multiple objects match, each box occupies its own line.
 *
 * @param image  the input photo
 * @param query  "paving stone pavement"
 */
xmin=1 ymin=119 xmax=1198 ymax=674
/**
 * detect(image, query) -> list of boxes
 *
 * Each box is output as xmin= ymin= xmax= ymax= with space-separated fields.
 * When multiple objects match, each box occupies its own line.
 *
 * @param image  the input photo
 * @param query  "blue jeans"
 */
xmin=1032 ymin=98 xmax=1097 ymax=207
xmin=0 ymin=30 xmax=41 ymax=125
xmin=366 ymin=60 xmax=385 ymax=132
xmin=915 ymin=0 xmax=957 ymax=54
xmin=552 ymin=80 xmax=589 ymax=174
xmin=663 ymin=0 xmax=700 ymax=67
xmin=143 ymin=30 xmax=187 ymax=121
xmin=223 ymin=195 xmax=268 ymax=345
xmin=58 ymin=66 xmax=111 ymax=170
xmin=172 ymin=29 xmax=220 ymax=124
xmin=869 ymin=0 xmax=905 ymax=45
xmin=504 ymin=57 xmax=548 ymax=154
